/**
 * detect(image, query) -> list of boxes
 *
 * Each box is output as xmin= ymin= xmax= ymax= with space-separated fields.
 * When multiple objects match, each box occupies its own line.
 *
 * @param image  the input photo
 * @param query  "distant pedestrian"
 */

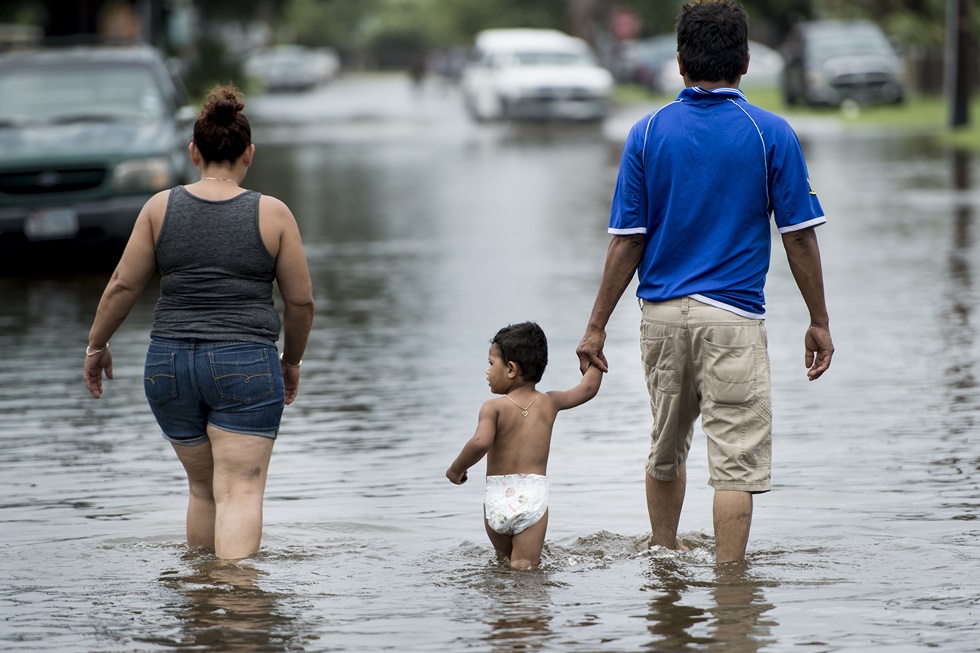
xmin=447 ymin=322 xmax=602 ymax=570
xmin=408 ymin=51 xmax=427 ymax=95
xmin=84 ymin=84 xmax=314 ymax=560
xmin=576 ymin=0 xmax=833 ymax=563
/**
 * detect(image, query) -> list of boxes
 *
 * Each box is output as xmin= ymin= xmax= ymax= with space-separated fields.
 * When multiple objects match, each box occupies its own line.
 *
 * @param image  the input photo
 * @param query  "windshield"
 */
xmin=512 ymin=50 xmax=594 ymax=66
xmin=805 ymin=25 xmax=894 ymax=60
xmin=0 ymin=64 xmax=167 ymax=125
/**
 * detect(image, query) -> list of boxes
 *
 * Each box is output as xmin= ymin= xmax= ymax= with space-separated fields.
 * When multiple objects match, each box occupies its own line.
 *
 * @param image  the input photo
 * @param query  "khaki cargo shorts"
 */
xmin=640 ymin=297 xmax=772 ymax=493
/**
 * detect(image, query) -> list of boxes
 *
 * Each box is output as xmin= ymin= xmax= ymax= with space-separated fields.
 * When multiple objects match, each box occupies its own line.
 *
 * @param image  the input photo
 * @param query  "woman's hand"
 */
xmin=84 ymin=348 xmax=114 ymax=399
xmin=281 ymin=360 xmax=300 ymax=405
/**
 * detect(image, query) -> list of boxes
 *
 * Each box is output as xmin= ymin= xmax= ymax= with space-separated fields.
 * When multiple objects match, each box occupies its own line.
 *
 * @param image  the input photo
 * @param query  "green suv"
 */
xmin=0 ymin=45 xmax=196 ymax=268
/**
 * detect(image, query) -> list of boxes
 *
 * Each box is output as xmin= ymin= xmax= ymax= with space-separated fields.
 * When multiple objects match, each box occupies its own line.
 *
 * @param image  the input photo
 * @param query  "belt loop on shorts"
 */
xmin=680 ymin=296 xmax=690 ymax=315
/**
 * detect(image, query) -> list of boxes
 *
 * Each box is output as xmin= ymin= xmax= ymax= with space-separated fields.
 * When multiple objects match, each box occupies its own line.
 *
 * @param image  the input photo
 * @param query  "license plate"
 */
xmin=24 ymin=207 xmax=79 ymax=241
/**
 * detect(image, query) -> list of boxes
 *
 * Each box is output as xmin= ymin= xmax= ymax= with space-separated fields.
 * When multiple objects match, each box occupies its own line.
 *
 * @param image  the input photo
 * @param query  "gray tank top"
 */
xmin=150 ymin=186 xmax=280 ymax=346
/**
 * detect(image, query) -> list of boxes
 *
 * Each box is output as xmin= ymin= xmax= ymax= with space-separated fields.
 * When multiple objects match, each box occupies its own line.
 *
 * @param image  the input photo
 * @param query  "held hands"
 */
xmin=83 ymin=348 xmax=113 ymax=399
xmin=804 ymin=324 xmax=834 ymax=381
xmin=576 ymin=327 xmax=608 ymax=374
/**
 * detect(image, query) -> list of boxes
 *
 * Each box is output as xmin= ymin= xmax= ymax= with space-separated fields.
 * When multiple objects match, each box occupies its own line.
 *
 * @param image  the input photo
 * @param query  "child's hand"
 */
xmin=446 ymin=467 xmax=468 ymax=485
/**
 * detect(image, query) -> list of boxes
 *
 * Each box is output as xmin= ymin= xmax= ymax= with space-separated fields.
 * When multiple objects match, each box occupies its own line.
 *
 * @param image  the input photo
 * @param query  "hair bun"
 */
xmin=192 ymin=84 xmax=251 ymax=164
xmin=202 ymin=86 xmax=245 ymax=126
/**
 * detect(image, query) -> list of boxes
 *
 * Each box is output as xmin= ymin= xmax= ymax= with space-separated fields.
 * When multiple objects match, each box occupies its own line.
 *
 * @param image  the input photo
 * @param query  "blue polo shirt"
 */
xmin=608 ymin=86 xmax=825 ymax=317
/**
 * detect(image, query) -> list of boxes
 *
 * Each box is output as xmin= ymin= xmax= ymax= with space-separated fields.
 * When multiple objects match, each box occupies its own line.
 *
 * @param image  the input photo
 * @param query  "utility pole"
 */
xmin=946 ymin=0 xmax=973 ymax=128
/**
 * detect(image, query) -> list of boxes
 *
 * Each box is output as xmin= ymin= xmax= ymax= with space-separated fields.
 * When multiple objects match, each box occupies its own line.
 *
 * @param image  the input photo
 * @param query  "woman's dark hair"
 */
xmin=491 ymin=322 xmax=548 ymax=383
xmin=192 ymin=84 xmax=251 ymax=164
xmin=676 ymin=0 xmax=749 ymax=84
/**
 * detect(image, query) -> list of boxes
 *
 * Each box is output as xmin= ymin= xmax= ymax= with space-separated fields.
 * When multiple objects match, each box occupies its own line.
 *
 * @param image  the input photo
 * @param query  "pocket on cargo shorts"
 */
xmin=209 ymin=348 xmax=274 ymax=404
xmin=702 ymin=338 xmax=760 ymax=405
xmin=641 ymin=332 xmax=680 ymax=395
xmin=144 ymin=351 xmax=178 ymax=405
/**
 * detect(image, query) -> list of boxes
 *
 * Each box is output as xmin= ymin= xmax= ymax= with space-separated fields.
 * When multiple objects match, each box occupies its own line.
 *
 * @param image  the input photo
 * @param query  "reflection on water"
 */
xmin=480 ymin=570 xmax=555 ymax=652
xmin=945 ymin=149 xmax=976 ymax=411
xmin=643 ymin=556 xmax=775 ymax=653
xmin=145 ymin=557 xmax=298 ymax=652
xmin=705 ymin=564 xmax=776 ymax=653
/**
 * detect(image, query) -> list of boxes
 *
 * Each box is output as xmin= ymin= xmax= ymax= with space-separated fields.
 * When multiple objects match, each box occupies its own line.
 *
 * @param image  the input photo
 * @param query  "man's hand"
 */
xmin=804 ymin=325 xmax=833 ymax=381
xmin=576 ymin=327 xmax=608 ymax=374
xmin=446 ymin=467 xmax=468 ymax=485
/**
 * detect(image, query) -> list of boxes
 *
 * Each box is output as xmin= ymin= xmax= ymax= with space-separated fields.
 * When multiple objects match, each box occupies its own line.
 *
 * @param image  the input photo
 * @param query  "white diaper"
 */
xmin=484 ymin=474 xmax=549 ymax=535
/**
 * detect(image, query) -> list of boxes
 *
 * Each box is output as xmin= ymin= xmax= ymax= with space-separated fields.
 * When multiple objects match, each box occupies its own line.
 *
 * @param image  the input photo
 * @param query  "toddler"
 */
xmin=446 ymin=322 xmax=602 ymax=569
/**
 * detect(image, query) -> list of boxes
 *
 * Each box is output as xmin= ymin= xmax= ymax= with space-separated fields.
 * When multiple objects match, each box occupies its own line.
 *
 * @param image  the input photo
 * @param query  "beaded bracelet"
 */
xmin=279 ymin=352 xmax=302 ymax=368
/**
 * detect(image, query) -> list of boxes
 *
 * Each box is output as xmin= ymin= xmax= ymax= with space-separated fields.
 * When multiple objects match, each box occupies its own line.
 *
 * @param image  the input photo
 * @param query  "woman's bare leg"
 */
xmin=208 ymin=425 xmax=275 ymax=560
xmin=171 ymin=441 xmax=216 ymax=550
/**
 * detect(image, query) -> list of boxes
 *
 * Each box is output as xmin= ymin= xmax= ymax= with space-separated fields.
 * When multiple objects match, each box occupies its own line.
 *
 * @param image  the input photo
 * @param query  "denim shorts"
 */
xmin=143 ymin=338 xmax=285 ymax=445
xmin=640 ymin=297 xmax=772 ymax=493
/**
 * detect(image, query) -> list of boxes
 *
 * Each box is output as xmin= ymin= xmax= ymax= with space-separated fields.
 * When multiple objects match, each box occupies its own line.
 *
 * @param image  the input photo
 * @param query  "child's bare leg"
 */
xmin=509 ymin=510 xmax=548 ymax=570
xmin=484 ymin=514 xmax=513 ymax=560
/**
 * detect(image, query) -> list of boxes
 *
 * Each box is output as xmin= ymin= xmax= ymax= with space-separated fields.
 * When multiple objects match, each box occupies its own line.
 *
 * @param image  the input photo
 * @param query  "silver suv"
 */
xmin=781 ymin=20 xmax=905 ymax=107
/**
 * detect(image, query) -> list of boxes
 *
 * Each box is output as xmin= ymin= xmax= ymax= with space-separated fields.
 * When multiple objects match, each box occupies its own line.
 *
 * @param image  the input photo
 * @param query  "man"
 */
xmin=576 ymin=0 xmax=834 ymax=563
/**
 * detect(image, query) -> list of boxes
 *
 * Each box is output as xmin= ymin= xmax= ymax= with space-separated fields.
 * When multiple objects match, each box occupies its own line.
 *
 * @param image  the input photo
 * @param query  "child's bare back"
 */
xmin=446 ymin=322 xmax=602 ymax=570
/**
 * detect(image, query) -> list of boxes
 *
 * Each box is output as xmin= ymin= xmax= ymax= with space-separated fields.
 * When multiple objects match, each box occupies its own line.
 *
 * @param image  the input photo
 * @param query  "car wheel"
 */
xmin=498 ymin=96 xmax=511 ymax=120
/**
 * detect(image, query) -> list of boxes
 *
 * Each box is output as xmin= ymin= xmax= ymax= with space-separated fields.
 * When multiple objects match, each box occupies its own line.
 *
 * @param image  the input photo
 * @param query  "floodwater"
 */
xmin=1 ymin=75 xmax=978 ymax=652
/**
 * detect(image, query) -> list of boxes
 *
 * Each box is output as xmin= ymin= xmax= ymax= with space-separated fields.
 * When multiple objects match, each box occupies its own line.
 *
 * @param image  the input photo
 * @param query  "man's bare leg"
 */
xmin=713 ymin=490 xmax=752 ymax=562
xmin=646 ymin=462 xmax=686 ymax=549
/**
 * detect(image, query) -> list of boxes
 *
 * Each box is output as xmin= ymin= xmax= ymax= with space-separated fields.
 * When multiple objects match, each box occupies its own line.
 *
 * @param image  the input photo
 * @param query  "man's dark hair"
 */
xmin=491 ymin=322 xmax=548 ymax=383
xmin=676 ymin=0 xmax=749 ymax=84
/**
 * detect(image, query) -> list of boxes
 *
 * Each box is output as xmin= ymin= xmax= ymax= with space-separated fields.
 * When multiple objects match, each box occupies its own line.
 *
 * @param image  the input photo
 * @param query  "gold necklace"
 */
xmin=201 ymin=176 xmax=238 ymax=184
xmin=505 ymin=392 xmax=539 ymax=417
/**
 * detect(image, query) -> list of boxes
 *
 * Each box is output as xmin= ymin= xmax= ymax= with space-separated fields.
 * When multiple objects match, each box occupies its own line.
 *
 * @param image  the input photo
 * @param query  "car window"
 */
xmin=512 ymin=51 xmax=594 ymax=66
xmin=0 ymin=64 xmax=166 ymax=125
xmin=805 ymin=25 xmax=894 ymax=60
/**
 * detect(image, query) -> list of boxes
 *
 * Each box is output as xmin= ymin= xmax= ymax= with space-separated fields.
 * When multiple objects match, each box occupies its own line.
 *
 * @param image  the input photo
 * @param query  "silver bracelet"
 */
xmin=86 ymin=344 xmax=109 ymax=357
xmin=279 ymin=352 xmax=302 ymax=368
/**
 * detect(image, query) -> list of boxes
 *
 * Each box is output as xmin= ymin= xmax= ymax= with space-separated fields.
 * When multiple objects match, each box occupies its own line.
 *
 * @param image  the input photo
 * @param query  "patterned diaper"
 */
xmin=484 ymin=474 xmax=549 ymax=535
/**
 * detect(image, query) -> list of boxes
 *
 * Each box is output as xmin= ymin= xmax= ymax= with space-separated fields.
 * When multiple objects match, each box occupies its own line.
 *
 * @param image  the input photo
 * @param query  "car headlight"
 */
xmin=111 ymin=157 xmax=174 ymax=192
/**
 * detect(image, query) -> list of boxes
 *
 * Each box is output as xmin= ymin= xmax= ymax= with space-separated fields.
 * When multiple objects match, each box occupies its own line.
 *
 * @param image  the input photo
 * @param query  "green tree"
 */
xmin=282 ymin=0 xmax=381 ymax=47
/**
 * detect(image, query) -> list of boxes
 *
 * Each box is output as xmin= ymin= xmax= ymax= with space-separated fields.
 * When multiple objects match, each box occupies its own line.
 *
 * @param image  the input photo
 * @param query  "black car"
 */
xmin=0 ymin=45 xmax=196 ymax=269
xmin=781 ymin=20 xmax=905 ymax=107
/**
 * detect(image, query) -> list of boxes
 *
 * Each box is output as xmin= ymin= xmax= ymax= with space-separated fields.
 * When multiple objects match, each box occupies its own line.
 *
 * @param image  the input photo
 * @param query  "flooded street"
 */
xmin=1 ymin=74 xmax=978 ymax=652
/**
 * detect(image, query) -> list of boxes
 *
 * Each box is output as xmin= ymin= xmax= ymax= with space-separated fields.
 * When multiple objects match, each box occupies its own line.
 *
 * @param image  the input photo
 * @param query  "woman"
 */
xmin=83 ymin=85 xmax=314 ymax=560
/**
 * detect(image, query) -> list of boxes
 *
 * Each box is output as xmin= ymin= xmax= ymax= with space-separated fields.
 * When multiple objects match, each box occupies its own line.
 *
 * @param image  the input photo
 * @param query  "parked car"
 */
xmin=651 ymin=38 xmax=784 ymax=95
xmin=614 ymin=34 xmax=677 ymax=93
xmin=0 ymin=45 xmax=196 ymax=267
xmin=460 ymin=28 xmax=614 ymax=122
xmin=781 ymin=19 xmax=905 ymax=106
xmin=245 ymin=45 xmax=340 ymax=93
